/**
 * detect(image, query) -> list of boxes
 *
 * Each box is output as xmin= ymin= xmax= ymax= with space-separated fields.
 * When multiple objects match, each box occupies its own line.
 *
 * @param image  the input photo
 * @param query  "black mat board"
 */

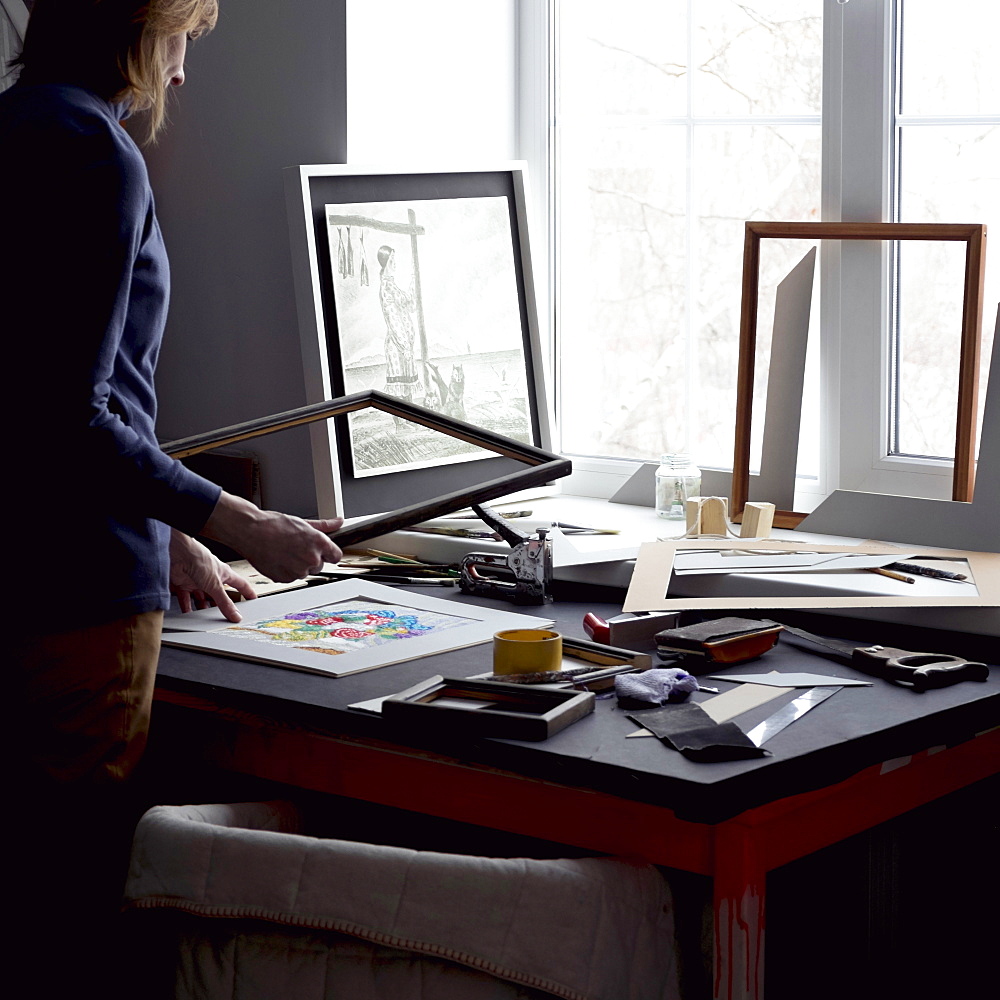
xmin=156 ymin=587 xmax=1000 ymax=824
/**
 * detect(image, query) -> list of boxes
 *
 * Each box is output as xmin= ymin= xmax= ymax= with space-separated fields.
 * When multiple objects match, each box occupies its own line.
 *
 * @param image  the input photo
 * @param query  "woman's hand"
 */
xmin=169 ymin=530 xmax=257 ymax=622
xmin=200 ymin=493 xmax=344 ymax=583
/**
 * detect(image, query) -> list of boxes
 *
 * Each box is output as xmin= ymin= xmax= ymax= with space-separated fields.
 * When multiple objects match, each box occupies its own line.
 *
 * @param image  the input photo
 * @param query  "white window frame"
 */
xmin=827 ymin=0 xmax=962 ymax=502
xmin=0 ymin=0 xmax=30 ymax=93
xmin=520 ymin=0 xmax=984 ymax=503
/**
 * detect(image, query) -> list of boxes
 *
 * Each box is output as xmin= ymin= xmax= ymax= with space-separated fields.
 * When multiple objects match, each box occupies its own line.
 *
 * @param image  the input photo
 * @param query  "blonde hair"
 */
xmin=124 ymin=0 xmax=219 ymax=142
xmin=16 ymin=0 xmax=218 ymax=144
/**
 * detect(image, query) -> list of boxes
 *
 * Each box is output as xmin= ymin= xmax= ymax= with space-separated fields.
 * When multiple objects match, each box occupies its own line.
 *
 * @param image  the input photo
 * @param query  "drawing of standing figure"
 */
xmin=377 ymin=245 xmax=420 ymax=425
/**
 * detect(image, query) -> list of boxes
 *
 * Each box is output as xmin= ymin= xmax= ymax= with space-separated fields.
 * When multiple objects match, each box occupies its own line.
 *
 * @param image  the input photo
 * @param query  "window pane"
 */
xmin=1 ymin=8 xmax=22 ymax=95
xmin=692 ymin=1 xmax=822 ymax=116
xmin=895 ymin=241 xmax=966 ymax=458
xmin=899 ymin=1 xmax=1000 ymax=116
xmin=557 ymin=125 xmax=688 ymax=459
xmin=556 ymin=1 xmax=687 ymax=119
xmin=553 ymin=2 xmax=822 ymax=467
xmin=692 ymin=125 xmax=821 ymax=469
xmin=895 ymin=124 xmax=1000 ymax=458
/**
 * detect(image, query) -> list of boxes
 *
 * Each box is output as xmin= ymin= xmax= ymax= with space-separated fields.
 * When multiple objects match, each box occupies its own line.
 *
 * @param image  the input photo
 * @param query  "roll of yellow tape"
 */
xmin=493 ymin=628 xmax=563 ymax=675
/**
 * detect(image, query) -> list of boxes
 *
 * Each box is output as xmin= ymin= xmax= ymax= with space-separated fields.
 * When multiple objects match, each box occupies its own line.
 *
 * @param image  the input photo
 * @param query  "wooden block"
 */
xmin=686 ymin=496 xmax=729 ymax=536
xmin=685 ymin=497 xmax=703 ymax=533
xmin=740 ymin=501 xmax=776 ymax=539
xmin=698 ymin=496 xmax=729 ymax=536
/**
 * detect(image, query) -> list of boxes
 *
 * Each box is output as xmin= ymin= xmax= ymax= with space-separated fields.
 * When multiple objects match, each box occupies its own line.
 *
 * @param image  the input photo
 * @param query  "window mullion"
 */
xmin=828 ymin=0 xmax=899 ymax=496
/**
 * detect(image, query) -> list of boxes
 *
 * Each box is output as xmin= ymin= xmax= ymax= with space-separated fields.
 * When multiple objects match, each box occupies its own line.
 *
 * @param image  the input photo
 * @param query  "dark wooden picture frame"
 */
xmin=734 ymin=221 xmax=987 ymax=526
xmin=163 ymin=390 xmax=571 ymax=550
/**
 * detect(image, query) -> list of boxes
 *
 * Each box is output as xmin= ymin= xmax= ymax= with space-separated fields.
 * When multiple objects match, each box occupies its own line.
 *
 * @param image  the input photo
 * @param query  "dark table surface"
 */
xmin=155 ymin=582 xmax=1000 ymax=824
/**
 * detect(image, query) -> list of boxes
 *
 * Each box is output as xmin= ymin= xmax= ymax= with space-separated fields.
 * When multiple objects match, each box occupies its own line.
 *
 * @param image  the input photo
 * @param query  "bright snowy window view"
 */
xmin=552 ymin=0 xmax=999 ymax=478
xmin=893 ymin=2 xmax=1000 ymax=458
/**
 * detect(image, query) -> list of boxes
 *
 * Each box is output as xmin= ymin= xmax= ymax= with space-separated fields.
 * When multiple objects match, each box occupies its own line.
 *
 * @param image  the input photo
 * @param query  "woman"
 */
xmin=377 ymin=244 xmax=421 ymax=408
xmin=0 ymin=1 xmax=342 ymax=990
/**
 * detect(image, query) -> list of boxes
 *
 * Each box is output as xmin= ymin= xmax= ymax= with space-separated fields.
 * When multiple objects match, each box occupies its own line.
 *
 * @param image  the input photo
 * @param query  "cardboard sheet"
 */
xmin=626 ymin=681 xmax=787 ymax=737
xmin=624 ymin=538 xmax=1000 ymax=612
xmin=710 ymin=672 xmax=871 ymax=687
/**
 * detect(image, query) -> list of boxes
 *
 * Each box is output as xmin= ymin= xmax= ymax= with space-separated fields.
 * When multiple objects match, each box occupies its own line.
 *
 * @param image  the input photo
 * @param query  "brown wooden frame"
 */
xmin=733 ymin=221 xmax=987 ymax=526
xmin=163 ymin=389 xmax=571 ymax=549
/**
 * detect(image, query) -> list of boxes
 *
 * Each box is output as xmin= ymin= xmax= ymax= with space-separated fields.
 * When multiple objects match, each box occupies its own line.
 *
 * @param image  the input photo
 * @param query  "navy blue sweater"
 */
xmin=0 ymin=83 xmax=220 ymax=626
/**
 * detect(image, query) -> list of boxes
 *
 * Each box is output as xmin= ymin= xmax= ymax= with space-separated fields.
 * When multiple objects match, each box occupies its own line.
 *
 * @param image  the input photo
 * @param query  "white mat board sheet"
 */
xmin=162 ymin=580 xmax=553 ymax=678
xmin=624 ymin=538 xmax=999 ymax=612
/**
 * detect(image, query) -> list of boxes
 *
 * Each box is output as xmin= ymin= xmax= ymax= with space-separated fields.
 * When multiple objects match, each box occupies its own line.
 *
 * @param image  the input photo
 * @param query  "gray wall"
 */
xmin=147 ymin=1 xmax=347 ymax=515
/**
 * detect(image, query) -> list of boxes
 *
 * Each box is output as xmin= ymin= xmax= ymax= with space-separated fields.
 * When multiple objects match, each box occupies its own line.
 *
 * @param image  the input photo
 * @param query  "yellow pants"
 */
xmin=7 ymin=611 xmax=164 ymax=997
xmin=11 ymin=610 xmax=163 ymax=784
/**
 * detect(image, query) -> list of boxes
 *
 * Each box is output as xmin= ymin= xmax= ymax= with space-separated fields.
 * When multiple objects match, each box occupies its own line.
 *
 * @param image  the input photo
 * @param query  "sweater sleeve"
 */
xmin=5 ymin=91 xmax=221 ymax=535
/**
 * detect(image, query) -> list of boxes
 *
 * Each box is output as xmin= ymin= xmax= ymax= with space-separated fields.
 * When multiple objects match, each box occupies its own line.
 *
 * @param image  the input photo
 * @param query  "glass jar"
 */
xmin=655 ymin=454 xmax=702 ymax=520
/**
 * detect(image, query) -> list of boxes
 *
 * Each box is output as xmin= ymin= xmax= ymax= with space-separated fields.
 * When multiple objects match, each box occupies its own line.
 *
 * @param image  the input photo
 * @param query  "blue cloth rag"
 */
xmin=615 ymin=667 xmax=700 ymax=706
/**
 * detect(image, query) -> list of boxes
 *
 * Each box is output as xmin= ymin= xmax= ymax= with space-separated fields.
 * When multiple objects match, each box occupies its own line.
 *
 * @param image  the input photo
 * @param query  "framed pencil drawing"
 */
xmin=285 ymin=163 xmax=553 ymax=519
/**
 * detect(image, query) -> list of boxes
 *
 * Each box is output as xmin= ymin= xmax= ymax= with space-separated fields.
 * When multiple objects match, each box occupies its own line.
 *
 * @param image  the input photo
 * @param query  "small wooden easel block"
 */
xmin=740 ymin=501 xmax=775 ymax=539
xmin=685 ymin=496 xmax=729 ymax=536
xmin=684 ymin=497 xmax=702 ymax=533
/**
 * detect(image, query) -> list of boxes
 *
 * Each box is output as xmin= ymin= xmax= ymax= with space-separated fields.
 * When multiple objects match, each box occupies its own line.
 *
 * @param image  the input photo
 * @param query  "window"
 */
xmin=552 ymin=1 xmax=821 ymax=473
xmin=540 ymin=0 xmax=1000 ymax=503
xmin=0 ymin=0 xmax=29 ymax=94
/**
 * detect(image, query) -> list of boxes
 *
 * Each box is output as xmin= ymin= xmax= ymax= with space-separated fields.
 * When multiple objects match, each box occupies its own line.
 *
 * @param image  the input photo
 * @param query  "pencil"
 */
xmin=867 ymin=566 xmax=914 ymax=584
xmin=363 ymin=548 xmax=423 ymax=564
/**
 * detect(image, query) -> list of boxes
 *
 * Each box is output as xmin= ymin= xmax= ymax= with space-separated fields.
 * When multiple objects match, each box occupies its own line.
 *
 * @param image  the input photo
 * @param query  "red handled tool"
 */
xmin=582 ymin=610 xmax=680 ymax=646
xmin=582 ymin=612 xmax=611 ymax=644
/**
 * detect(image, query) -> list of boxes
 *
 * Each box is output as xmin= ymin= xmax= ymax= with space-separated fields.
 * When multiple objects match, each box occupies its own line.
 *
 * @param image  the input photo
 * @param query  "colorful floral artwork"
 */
xmin=219 ymin=599 xmax=470 ymax=656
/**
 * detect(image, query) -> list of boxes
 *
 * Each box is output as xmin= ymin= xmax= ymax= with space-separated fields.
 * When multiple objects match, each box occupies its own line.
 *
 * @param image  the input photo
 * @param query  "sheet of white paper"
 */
xmin=626 ymin=681 xmax=786 ymax=737
xmin=348 ymin=695 xmax=391 ymax=715
xmin=709 ymin=671 xmax=871 ymax=687
xmin=550 ymin=525 xmax=643 ymax=567
xmin=699 ymin=683 xmax=788 ymax=721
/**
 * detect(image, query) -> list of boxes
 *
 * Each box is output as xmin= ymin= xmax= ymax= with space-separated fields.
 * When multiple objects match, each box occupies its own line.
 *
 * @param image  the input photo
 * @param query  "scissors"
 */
xmin=779 ymin=624 xmax=989 ymax=692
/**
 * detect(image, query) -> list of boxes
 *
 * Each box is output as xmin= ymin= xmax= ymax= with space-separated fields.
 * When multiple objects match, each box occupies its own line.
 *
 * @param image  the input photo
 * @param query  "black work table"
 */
xmin=154 ymin=584 xmax=1000 ymax=1000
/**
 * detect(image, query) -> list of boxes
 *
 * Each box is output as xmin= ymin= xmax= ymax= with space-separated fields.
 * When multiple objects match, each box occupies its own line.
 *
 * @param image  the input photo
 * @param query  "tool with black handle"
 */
xmin=458 ymin=503 xmax=553 ymax=605
xmin=779 ymin=625 xmax=989 ymax=692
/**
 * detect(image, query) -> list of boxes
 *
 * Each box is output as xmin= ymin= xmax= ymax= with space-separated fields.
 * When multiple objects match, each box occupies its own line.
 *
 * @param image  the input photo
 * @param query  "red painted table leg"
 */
xmin=713 ymin=820 xmax=766 ymax=1000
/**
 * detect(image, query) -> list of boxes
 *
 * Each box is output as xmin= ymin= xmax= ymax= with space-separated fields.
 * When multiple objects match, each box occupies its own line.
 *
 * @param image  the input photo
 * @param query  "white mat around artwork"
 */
xmin=162 ymin=580 xmax=553 ymax=678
